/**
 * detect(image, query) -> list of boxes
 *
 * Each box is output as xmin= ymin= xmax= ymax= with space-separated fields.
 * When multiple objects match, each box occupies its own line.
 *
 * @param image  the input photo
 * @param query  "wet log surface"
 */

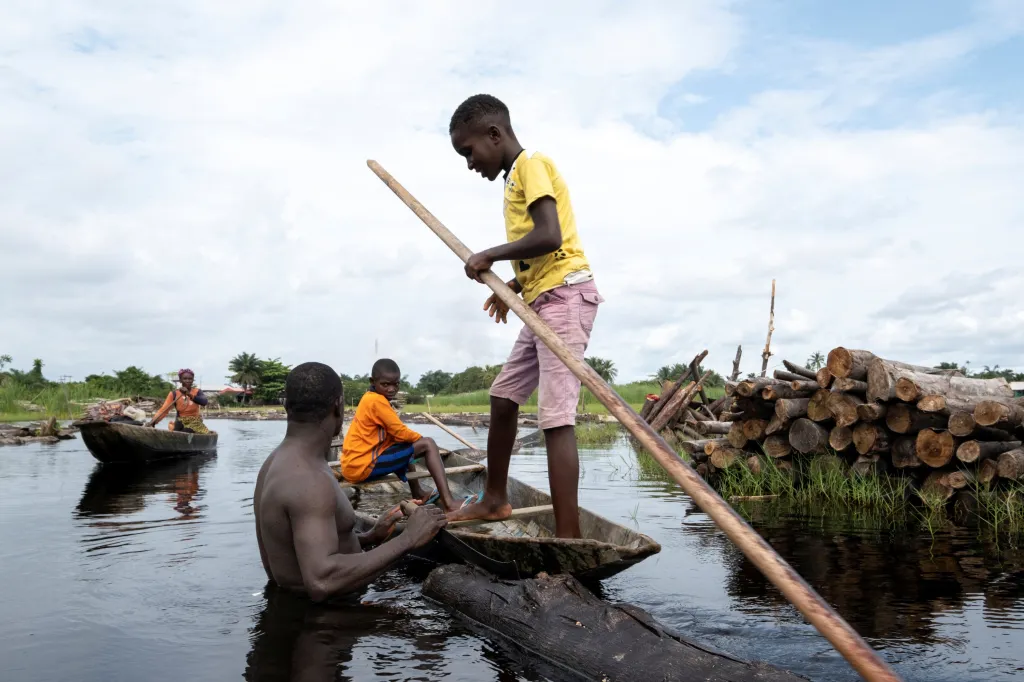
xmin=423 ymin=564 xmax=808 ymax=682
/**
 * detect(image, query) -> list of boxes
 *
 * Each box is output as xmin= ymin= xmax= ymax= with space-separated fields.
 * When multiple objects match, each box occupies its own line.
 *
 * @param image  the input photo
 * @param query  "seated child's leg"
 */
xmin=365 ymin=443 xmax=416 ymax=482
xmin=412 ymin=437 xmax=456 ymax=512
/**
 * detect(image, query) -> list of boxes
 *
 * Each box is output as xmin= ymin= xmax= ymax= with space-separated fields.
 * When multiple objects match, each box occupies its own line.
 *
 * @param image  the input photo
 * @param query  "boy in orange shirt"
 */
xmin=341 ymin=359 xmax=456 ymax=511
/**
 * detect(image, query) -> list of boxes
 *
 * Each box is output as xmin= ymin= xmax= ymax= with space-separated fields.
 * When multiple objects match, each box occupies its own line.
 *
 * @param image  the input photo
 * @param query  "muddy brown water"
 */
xmin=1 ymin=420 xmax=1022 ymax=681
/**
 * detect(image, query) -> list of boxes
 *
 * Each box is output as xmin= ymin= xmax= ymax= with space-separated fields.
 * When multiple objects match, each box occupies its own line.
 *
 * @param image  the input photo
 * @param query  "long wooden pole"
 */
xmin=366 ymin=160 xmax=901 ymax=682
xmin=421 ymin=411 xmax=477 ymax=451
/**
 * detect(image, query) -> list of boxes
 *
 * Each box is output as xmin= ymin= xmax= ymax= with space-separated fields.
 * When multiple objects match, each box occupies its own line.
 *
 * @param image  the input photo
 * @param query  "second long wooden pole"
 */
xmin=366 ymin=159 xmax=900 ymax=682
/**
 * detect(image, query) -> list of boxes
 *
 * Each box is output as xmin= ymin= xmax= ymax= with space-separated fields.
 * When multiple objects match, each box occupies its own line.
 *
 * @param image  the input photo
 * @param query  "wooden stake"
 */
xmin=760 ymin=279 xmax=776 ymax=377
xmin=367 ymin=161 xmax=899 ymax=682
xmin=730 ymin=345 xmax=743 ymax=382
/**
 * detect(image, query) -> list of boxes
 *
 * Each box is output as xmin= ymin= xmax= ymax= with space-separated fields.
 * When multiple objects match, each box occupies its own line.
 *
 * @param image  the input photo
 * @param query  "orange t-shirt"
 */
xmin=341 ymin=391 xmax=421 ymax=482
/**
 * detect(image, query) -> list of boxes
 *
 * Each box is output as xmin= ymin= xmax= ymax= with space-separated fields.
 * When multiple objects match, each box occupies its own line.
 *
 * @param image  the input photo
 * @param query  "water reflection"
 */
xmin=75 ymin=455 xmax=216 ymax=519
xmin=244 ymin=567 xmax=556 ymax=682
xmin=712 ymin=503 xmax=1024 ymax=644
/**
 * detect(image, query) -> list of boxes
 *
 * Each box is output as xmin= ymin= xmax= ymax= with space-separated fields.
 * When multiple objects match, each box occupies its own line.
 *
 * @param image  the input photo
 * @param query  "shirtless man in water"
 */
xmin=254 ymin=361 xmax=447 ymax=602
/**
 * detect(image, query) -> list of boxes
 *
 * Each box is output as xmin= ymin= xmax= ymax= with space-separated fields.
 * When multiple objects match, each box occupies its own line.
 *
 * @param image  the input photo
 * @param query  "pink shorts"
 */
xmin=489 ymin=280 xmax=603 ymax=430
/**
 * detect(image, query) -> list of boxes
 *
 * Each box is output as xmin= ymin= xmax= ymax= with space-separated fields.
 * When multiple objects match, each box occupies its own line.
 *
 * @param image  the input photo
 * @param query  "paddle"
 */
xmin=398 ymin=500 xmax=519 ymax=579
xmin=367 ymin=160 xmax=901 ymax=682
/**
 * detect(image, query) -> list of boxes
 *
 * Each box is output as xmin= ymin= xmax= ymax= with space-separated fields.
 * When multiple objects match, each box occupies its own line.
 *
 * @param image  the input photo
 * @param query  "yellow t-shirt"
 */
xmin=503 ymin=150 xmax=590 ymax=304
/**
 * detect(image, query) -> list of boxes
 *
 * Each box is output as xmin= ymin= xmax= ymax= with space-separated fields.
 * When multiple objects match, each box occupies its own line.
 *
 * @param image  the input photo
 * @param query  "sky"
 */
xmin=2 ymin=0 xmax=1023 ymax=387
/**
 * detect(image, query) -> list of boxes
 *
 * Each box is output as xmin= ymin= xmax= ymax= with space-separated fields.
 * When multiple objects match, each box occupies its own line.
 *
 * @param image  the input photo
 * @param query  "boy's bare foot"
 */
xmin=445 ymin=497 xmax=513 ymax=523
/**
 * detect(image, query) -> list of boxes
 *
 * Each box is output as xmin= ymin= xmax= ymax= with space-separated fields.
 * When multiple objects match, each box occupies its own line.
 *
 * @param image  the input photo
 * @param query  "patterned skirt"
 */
xmin=177 ymin=415 xmax=211 ymax=434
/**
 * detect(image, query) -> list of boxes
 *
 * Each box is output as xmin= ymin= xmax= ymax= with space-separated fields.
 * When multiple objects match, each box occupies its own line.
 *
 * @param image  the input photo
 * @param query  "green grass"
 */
xmin=0 ymin=382 xmax=125 ymax=422
xmin=527 ymin=422 xmax=622 ymax=449
xmin=404 ymin=382 xmax=724 ymax=415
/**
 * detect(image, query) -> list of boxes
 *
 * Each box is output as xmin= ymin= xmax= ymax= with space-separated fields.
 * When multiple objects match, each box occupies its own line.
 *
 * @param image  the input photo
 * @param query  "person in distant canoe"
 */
xmin=148 ymin=368 xmax=211 ymax=434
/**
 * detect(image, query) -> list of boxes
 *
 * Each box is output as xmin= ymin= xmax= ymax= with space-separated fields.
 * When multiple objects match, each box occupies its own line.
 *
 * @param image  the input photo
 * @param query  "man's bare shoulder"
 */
xmin=257 ymin=444 xmax=338 ymax=510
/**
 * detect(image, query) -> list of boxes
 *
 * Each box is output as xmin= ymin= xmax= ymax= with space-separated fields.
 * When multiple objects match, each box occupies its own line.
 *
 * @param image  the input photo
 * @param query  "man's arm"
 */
xmin=289 ymin=484 xmax=415 ymax=601
xmin=465 ymin=198 xmax=561 ymax=281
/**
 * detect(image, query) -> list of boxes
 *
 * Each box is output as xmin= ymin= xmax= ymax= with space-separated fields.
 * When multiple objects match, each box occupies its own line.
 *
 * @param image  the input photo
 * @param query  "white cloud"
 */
xmin=1 ymin=0 xmax=1022 ymax=388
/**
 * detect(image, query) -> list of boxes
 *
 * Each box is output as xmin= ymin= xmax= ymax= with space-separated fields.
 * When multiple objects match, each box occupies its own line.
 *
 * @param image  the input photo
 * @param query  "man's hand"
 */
xmin=464 ymin=252 xmax=494 ymax=283
xmin=483 ymin=292 xmax=510 ymax=324
xmin=366 ymin=504 xmax=404 ymax=544
xmin=403 ymin=504 xmax=447 ymax=549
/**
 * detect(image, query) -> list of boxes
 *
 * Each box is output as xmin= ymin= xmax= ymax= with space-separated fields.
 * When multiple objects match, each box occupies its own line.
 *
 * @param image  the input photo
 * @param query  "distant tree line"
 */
xmin=0 ymin=355 xmax=171 ymax=396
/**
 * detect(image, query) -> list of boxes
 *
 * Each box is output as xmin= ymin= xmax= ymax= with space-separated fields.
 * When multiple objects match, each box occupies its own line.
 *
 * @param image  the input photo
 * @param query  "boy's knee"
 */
xmin=415 ymin=436 xmax=437 ymax=452
xmin=491 ymin=396 xmax=519 ymax=418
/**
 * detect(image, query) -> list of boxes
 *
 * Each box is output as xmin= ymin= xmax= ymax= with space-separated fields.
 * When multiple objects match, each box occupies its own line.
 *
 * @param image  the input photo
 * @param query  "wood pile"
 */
xmin=660 ymin=346 xmax=1023 ymax=502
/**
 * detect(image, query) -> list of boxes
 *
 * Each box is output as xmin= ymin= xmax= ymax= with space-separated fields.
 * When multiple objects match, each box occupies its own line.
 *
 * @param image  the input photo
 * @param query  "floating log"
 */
xmin=827 ymin=392 xmax=864 ymax=428
xmin=852 ymin=423 xmax=891 ymax=455
xmin=891 ymin=437 xmax=922 ymax=469
xmin=782 ymin=360 xmax=817 ymax=381
xmin=856 ymin=403 xmax=888 ymax=423
xmin=885 ymin=404 xmax=948 ymax=435
xmin=741 ymin=419 xmax=769 ymax=441
xmin=763 ymin=435 xmax=792 ymax=459
xmin=826 ymin=348 xmax=876 ymax=380
xmin=895 ymin=374 xmax=1012 ymax=403
xmin=789 ymin=418 xmax=829 ymax=454
xmin=829 ymin=426 xmax=853 ymax=451
xmin=726 ymin=422 xmax=748 ymax=449
xmin=865 ymin=358 xmax=964 ymax=402
xmin=762 ymin=384 xmax=816 ymax=401
xmin=694 ymin=421 xmax=732 ymax=436
xmin=956 ymin=440 xmax=1022 ymax=464
xmin=974 ymin=400 xmax=1024 ymax=429
xmin=789 ymin=380 xmax=820 ymax=392
xmin=807 ymin=390 xmax=833 ymax=422
xmin=947 ymin=411 xmax=976 ymax=438
xmin=831 ymin=377 xmax=868 ymax=394
xmin=816 ymin=367 xmax=833 ymax=389
xmin=996 ymin=448 xmax=1024 ymax=481
xmin=422 ymin=565 xmax=807 ymax=682
xmin=774 ymin=398 xmax=810 ymax=421
xmin=978 ymin=459 xmax=1000 ymax=485
xmin=773 ymin=369 xmax=812 ymax=384
xmin=915 ymin=429 xmax=958 ymax=468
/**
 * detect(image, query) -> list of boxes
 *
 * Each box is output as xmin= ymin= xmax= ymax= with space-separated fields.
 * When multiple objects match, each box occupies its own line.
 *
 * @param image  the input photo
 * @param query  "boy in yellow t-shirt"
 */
xmin=447 ymin=94 xmax=604 ymax=538
xmin=341 ymin=359 xmax=456 ymax=511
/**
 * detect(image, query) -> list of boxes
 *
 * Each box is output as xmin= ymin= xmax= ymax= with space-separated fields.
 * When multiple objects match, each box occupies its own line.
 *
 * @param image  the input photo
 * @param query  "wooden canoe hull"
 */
xmin=350 ymin=450 xmax=661 ymax=580
xmin=77 ymin=420 xmax=218 ymax=464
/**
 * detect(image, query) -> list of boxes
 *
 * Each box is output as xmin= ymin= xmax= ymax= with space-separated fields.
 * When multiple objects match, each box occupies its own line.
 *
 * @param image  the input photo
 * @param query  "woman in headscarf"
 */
xmin=147 ymin=368 xmax=211 ymax=434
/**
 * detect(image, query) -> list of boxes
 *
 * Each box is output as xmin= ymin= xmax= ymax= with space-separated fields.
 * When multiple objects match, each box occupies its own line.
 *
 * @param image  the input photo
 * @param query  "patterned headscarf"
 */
xmin=178 ymin=368 xmax=194 ymax=379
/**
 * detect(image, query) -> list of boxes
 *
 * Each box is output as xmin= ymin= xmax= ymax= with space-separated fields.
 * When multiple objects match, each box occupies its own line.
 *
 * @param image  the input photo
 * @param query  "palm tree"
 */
xmin=228 ymin=352 xmax=262 ymax=403
xmin=806 ymin=352 xmax=825 ymax=371
xmin=586 ymin=357 xmax=617 ymax=383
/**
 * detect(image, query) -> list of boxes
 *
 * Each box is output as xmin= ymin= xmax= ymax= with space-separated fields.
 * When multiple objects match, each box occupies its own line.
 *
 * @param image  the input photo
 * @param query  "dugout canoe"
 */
xmin=337 ymin=450 xmax=661 ymax=580
xmin=76 ymin=420 xmax=218 ymax=464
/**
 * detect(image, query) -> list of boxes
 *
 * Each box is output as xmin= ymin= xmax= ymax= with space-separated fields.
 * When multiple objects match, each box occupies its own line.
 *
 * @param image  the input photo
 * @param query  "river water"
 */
xmin=1 ymin=420 xmax=1022 ymax=681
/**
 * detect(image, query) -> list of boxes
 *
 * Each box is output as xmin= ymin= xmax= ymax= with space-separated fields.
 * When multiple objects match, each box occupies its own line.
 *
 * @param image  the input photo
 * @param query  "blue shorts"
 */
xmin=367 ymin=443 xmax=417 ymax=481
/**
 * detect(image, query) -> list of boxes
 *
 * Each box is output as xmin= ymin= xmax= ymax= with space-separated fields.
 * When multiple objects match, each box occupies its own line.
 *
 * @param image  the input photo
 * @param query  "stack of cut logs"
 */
xmin=663 ymin=347 xmax=1024 ymax=501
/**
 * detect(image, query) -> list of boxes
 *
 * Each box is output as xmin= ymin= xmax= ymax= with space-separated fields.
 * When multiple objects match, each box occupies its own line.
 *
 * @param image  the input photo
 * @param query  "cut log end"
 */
xmin=829 ymin=426 xmax=853 ymax=451
xmin=996 ymin=448 xmax=1024 ymax=481
xmin=789 ymin=418 xmax=829 ymax=454
xmin=826 ymin=347 xmax=874 ymax=380
xmin=915 ymin=429 xmax=957 ymax=468
xmin=807 ymin=390 xmax=833 ymax=422
xmin=763 ymin=434 xmax=792 ymax=459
